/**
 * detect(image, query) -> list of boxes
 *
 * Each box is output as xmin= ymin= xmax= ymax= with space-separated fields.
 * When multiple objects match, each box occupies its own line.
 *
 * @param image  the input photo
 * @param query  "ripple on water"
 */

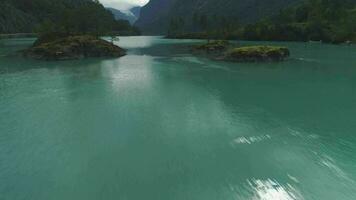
xmin=230 ymin=179 xmax=303 ymax=200
xmin=248 ymin=179 xmax=302 ymax=200
xmin=319 ymin=154 xmax=355 ymax=183
xmin=233 ymin=135 xmax=272 ymax=145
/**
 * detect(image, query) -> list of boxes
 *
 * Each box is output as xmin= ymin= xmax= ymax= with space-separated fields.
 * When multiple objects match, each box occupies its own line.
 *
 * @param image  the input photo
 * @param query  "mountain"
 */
xmin=0 ymin=0 xmax=101 ymax=33
xmin=130 ymin=6 xmax=141 ymax=19
xmin=143 ymin=0 xmax=356 ymax=43
xmin=0 ymin=1 xmax=35 ymax=33
xmin=0 ymin=0 xmax=140 ymax=35
xmin=135 ymin=0 xmax=177 ymax=34
xmin=135 ymin=0 xmax=301 ymax=34
xmin=107 ymin=6 xmax=141 ymax=25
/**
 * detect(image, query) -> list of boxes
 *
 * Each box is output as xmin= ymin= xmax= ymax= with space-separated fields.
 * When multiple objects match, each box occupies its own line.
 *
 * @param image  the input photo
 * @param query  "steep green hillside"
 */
xmin=136 ymin=0 xmax=356 ymax=43
xmin=0 ymin=0 xmax=140 ymax=35
xmin=1 ymin=0 xmax=89 ymax=33
xmin=135 ymin=0 xmax=300 ymax=34
xmin=238 ymin=0 xmax=356 ymax=43
xmin=0 ymin=1 xmax=35 ymax=33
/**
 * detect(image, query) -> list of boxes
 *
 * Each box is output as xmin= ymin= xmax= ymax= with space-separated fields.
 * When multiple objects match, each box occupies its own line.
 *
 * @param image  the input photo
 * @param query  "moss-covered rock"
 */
xmin=24 ymin=35 xmax=126 ymax=60
xmin=194 ymin=40 xmax=230 ymax=52
xmin=223 ymin=46 xmax=290 ymax=62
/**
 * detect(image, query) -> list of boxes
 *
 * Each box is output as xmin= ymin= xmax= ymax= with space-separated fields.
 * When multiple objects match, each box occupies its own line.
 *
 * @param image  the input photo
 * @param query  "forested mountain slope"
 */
xmin=136 ymin=0 xmax=356 ymax=43
xmin=0 ymin=0 xmax=139 ymax=34
xmin=1 ymin=0 xmax=88 ymax=33
xmin=135 ymin=0 xmax=300 ymax=34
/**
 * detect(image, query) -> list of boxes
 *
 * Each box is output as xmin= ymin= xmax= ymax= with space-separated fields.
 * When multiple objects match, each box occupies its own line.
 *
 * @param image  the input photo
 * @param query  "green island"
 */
xmin=193 ymin=40 xmax=290 ymax=62
xmin=24 ymin=35 xmax=126 ymax=60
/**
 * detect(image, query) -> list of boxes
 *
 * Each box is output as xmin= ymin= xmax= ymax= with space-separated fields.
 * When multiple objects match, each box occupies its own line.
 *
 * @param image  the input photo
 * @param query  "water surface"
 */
xmin=1 ymin=36 xmax=356 ymax=200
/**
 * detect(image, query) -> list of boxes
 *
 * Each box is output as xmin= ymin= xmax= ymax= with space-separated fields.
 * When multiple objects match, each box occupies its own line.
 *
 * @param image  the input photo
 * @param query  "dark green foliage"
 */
xmin=0 ymin=1 xmax=35 ymax=33
xmin=166 ymin=0 xmax=356 ymax=44
xmin=167 ymin=13 xmax=239 ymax=38
xmin=243 ymin=0 xmax=356 ymax=43
xmin=136 ymin=0 xmax=300 ymax=34
xmin=0 ymin=0 xmax=141 ymax=36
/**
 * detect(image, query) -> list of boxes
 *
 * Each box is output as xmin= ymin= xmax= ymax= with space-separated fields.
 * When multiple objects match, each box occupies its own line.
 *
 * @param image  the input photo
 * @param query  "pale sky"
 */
xmin=100 ymin=0 xmax=149 ymax=10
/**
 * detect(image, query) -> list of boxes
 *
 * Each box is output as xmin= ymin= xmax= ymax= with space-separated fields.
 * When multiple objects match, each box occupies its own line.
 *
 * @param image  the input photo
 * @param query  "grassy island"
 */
xmin=192 ymin=40 xmax=290 ymax=62
xmin=24 ymin=35 xmax=126 ymax=60
xmin=223 ymin=46 xmax=290 ymax=62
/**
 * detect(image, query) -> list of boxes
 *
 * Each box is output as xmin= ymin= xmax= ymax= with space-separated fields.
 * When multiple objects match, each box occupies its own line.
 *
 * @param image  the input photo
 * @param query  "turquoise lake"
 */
xmin=1 ymin=36 xmax=356 ymax=200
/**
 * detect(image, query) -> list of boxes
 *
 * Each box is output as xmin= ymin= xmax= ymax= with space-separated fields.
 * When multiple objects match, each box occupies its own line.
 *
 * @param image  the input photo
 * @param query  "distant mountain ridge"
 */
xmin=107 ymin=6 xmax=141 ymax=25
xmin=135 ymin=0 xmax=301 ymax=34
xmin=135 ymin=0 xmax=177 ymax=34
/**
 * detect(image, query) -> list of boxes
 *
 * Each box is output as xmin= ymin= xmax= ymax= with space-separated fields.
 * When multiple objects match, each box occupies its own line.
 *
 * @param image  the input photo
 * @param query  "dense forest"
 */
xmin=165 ymin=0 xmax=356 ymax=43
xmin=0 ymin=0 xmax=140 ymax=36
xmin=244 ymin=0 xmax=356 ymax=43
xmin=136 ymin=0 xmax=301 ymax=34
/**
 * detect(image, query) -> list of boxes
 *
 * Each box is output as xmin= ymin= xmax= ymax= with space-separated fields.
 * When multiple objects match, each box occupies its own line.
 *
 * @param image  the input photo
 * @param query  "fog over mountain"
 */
xmin=101 ymin=0 xmax=149 ymax=10
xmin=107 ymin=6 xmax=141 ymax=24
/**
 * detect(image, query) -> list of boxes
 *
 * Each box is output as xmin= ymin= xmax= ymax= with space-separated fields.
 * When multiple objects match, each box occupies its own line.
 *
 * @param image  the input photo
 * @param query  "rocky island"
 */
xmin=223 ymin=46 xmax=290 ymax=62
xmin=24 ymin=35 xmax=126 ymax=60
xmin=193 ymin=41 xmax=290 ymax=62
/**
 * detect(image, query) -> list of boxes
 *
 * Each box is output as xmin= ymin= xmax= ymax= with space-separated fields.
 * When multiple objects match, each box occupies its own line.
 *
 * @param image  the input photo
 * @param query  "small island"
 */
xmin=24 ymin=35 xmax=126 ymax=60
xmin=193 ymin=40 xmax=290 ymax=62
xmin=223 ymin=46 xmax=290 ymax=62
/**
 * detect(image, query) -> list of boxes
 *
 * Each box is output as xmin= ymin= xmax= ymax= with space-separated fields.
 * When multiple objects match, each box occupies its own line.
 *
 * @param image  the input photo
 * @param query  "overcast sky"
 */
xmin=100 ymin=0 xmax=149 ymax=10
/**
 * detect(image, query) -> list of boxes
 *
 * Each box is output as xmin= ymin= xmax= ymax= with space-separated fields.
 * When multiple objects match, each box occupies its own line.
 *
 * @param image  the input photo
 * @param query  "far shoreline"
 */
xmin=0 ymin=33 xmax=37 ymax=39
xmin=2 ymin=35 xmax=354 ymax=47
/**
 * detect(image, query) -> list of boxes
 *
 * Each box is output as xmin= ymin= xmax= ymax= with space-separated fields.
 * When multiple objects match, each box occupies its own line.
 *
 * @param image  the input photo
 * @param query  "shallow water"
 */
xmin=1 ymin=36 xmax=356 ymax=200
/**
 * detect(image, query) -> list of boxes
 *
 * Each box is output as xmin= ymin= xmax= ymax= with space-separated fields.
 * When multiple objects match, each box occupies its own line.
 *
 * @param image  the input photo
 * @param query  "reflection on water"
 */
xmin=103 ymin=55 xmax=155 ymax=91
xmin=113 ymin=36 xmax=155 ymax=48
xmin=1 ymin=36 xmax=356 ymax=200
